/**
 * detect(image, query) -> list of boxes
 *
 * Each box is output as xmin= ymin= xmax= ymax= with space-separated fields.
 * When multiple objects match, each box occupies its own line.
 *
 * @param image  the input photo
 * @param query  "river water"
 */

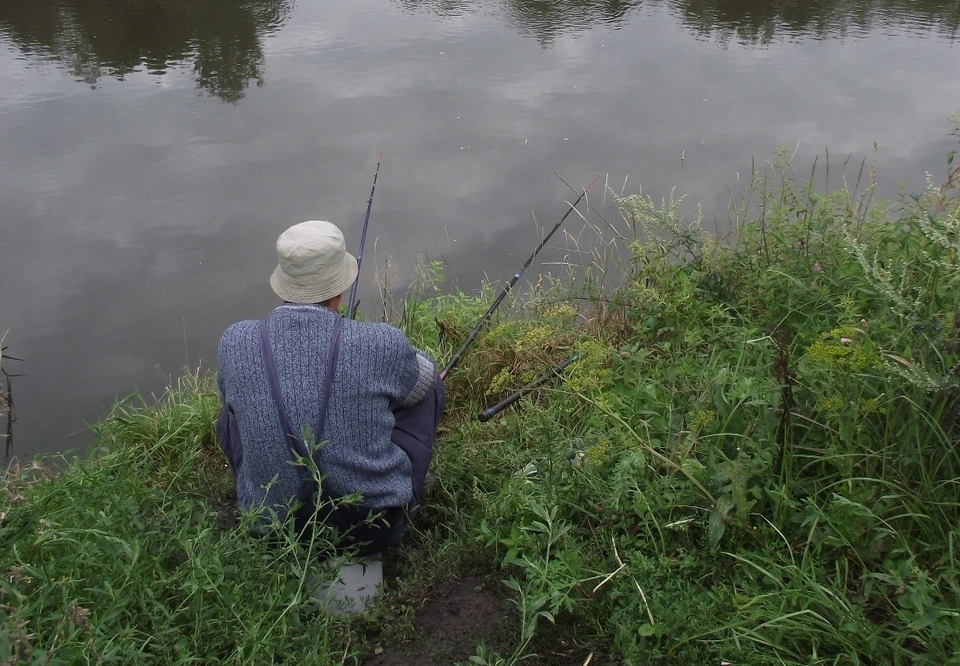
xmin=1 ymin=0 xmax=957 ymax=459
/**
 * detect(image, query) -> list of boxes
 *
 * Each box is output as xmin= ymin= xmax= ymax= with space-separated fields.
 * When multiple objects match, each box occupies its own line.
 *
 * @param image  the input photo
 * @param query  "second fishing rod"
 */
xmin=439 ymin=174 xmax=599 ymax=380
xmin=346 ymin=153 xmax=383 ymax=320
xmin=477 ymin=354 xmax=577 ymax=422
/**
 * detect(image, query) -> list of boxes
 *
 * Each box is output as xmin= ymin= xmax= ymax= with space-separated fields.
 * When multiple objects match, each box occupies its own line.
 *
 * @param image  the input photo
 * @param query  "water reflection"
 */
xmin=0 ymin=0 xmax=292 ymax=102
xmin=672 ymin=0 xmax=959 ymax=45
xmin=3 ymin=0 xmax=954 ymax=101
xmin=502 ymin=0 xmax=640 ymax=44
xmin=397 ymin=0 xmax=642 ymax=43
xmin=399 ymin=0 xmax=958 ymax=43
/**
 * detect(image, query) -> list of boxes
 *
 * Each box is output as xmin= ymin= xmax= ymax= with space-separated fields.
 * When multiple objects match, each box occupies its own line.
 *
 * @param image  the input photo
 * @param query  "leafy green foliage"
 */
xmin=402 ymin=128 xmax=960 ymax=664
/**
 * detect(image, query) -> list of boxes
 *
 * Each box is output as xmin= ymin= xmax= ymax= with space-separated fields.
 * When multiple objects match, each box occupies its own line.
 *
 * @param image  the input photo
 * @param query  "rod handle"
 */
xmin=477 ymin=355 xmax=577 ymax=422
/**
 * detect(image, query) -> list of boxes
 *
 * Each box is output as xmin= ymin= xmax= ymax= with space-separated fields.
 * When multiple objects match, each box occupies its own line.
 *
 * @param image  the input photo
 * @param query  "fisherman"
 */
xmin=215 ymin=220 xmax=444 ymax=555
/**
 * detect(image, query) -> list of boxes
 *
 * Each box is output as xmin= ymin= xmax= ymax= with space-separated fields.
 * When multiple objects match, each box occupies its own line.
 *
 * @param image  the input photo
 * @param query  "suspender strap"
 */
xmin=260 ymin=313 xmax=343 ymax=460
xmin=317 ymin=316 xmax=343 ymax=440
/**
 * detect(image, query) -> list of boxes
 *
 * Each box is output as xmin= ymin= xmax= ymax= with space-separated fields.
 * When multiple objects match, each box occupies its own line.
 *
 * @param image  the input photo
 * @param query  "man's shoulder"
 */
xmin=219 ymin=319 xmax=261 ymax=353
xmin=347 ymin=320 xmax=421 ymax=353
xmin=347 ymin=320 xmax=437 ymax=367
xmin=347 ymin=320 xmax=406 ymax=342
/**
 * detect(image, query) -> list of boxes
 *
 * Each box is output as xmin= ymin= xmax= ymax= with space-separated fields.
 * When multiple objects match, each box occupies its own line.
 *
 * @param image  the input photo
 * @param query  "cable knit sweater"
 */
xmin=216 ymin=303 xmax=436 ymax=514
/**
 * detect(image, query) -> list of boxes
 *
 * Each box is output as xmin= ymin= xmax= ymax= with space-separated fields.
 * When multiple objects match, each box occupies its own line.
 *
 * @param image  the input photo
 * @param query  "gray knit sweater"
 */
xmin=216 ymin=303 xmax=436 ymax=515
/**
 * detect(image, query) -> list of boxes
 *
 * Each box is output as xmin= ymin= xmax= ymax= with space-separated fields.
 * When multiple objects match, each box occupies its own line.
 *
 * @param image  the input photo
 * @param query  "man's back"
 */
xmin=217 ymin=303 xmax=436 ymax=516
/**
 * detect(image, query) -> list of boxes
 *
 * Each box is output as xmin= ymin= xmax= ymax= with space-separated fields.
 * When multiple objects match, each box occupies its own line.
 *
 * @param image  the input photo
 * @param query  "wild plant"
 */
xmin=430 ymin=126 xmax=960 ymax=664
xmin=0 ymin=372 xmax=363 ymax=664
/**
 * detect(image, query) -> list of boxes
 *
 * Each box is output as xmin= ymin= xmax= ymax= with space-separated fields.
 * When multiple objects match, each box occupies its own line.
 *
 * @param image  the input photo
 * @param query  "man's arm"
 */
xmin=216 ymin=333 xmax=231 ymax=406
xmin=378 ymin=325 xmax=437 ymax=408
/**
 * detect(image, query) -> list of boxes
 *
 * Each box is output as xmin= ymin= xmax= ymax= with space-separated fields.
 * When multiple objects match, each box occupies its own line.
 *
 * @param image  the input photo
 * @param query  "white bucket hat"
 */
xmin=269 ymin=220 xmax=358 ymax=304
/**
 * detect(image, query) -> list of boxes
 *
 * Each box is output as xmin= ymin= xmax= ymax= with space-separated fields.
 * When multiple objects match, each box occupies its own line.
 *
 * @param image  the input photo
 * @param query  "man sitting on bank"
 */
xmin=215 ymin=220 xmax=444 ymax=555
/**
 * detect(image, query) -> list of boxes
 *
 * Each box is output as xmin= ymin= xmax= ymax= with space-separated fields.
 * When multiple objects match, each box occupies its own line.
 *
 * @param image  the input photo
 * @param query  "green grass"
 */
xmin=4 ymin=118 xmax=960 ymax=665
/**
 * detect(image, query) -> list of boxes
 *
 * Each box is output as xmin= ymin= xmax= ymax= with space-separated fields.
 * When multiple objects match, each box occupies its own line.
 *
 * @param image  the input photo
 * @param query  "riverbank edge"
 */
xmin=3 ymin=135 xmax=960 ymax=664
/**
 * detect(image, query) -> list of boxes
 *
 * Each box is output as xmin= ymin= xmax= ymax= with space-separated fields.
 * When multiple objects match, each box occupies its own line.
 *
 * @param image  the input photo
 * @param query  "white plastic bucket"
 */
xmin=309 ymin=557 xmax=383 ymax=616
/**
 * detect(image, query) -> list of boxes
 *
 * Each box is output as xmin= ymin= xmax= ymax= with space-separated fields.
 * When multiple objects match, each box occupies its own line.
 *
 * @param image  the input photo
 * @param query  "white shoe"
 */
xmin=308 ymin=557 xmax=383 ymax=616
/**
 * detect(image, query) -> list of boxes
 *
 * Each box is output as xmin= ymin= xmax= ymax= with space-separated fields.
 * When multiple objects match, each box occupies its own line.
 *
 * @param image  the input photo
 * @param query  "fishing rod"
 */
xmin=477 ymin=355 xmax=577 ymax=422
xmin=439 ymin=174 xmax=599 ymax=380
xmin=347 ymin=153 xmax=383 ymax=320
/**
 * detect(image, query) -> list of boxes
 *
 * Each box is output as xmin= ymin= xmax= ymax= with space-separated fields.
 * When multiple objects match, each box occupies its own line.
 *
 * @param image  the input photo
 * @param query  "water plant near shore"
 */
xmin=3 ymin=121 xmax=960 ymax=664
xmin=0 ymin=337 xmax=19 ymax=461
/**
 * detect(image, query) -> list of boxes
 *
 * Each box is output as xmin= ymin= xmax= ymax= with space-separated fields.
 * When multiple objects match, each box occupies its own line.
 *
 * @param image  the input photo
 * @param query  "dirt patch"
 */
xmin=203 ymin=486 xmax=239 ymax=534
xmin=210 ymin=494 xmax=239 ymax=532
xmin=364 ymin=575 xmax=515 ymax=666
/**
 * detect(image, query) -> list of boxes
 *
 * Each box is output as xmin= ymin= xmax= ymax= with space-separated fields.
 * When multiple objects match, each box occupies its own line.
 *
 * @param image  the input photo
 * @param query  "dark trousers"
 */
xmin=315 ymin=379 xmax=446 ymax=556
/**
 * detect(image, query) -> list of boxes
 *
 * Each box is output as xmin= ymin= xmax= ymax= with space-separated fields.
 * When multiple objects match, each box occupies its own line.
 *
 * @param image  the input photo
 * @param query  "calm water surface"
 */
xmin=1 ymin=0 xmax=958 ymax=458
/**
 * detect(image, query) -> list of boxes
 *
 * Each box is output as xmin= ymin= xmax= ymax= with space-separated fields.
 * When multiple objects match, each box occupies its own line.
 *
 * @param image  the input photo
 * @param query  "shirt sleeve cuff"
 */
xmin=402 ymin=352 xmax=436 ymax=406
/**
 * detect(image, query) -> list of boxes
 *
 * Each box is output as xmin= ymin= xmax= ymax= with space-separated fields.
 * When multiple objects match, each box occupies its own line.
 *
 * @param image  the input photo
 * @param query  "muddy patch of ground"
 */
xmin=364 ymin=575 xmax=515 ymax=666
xmin=363 ymin=574 xmax=606 ymax=666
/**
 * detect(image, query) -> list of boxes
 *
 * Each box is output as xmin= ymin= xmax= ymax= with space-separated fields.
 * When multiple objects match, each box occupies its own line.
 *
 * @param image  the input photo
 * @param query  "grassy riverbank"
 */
xmin=4 ymin=130 xmax=960 ymax=664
